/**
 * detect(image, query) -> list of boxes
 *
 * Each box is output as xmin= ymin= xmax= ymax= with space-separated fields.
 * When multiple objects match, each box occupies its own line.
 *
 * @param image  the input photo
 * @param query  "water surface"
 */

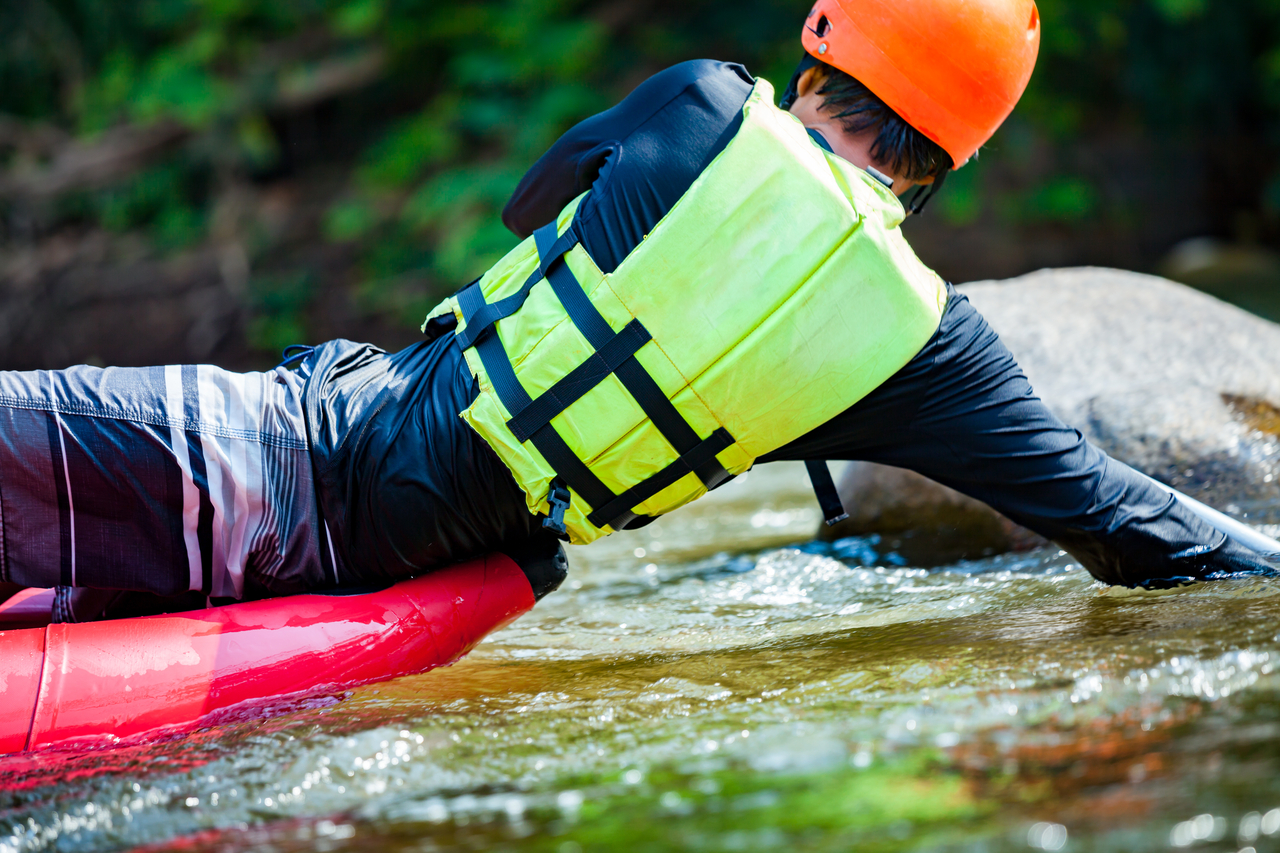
xmin=4 ymin=463 xmax=1280 ymax=852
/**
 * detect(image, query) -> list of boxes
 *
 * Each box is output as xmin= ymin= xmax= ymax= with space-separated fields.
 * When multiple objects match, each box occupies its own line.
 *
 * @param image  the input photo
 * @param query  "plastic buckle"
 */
xmin=542 ymin=480 xmax=571 ymax=536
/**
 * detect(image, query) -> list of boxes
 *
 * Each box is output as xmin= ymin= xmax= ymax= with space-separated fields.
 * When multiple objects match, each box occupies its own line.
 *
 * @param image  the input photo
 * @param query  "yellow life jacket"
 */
xmin=424 ymin=79 xmax=947 ymax=545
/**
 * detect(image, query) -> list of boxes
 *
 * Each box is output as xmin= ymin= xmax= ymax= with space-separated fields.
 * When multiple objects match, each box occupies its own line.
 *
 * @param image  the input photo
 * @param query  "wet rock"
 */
xmin=825 ymin=267 xmax=1280 ymax=560
xmin=827 ymin=462 xmax=1047 ymax=566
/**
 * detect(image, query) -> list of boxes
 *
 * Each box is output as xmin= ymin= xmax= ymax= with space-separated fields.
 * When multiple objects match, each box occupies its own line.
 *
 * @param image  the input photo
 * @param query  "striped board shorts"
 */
xmin=0 ymin=362 xmax=338 ymax=600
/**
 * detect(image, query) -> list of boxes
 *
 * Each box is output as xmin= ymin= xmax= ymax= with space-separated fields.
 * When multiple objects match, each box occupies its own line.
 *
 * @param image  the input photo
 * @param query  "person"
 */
xmin=0 ymin=0 xmax=1270 ymax=624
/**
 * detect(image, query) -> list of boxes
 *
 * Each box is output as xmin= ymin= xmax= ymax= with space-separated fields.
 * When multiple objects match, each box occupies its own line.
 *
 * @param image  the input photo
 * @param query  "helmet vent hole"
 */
xmin=815 ymin=15 xmax=831 ymax=37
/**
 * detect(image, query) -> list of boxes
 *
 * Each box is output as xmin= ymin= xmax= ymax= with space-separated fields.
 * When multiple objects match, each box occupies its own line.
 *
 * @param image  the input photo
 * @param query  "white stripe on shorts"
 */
xmin=52 ymin=410 xmax=77 ymax=587
xmin=165 ymin=365 xmax=203 ymax=592
xmin=197 ymin=366 xmax=274 ymax=599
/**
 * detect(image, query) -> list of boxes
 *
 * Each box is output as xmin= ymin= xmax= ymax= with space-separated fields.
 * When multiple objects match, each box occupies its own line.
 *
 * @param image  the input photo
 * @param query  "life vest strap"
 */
xmin=506 ymin=319 xmax=652 ymax=442
xmin=534 ymin=226 xmax=735 ymax=492
xmin=458 ymin=278 xmax=639 ymax=531
xmin=805 ymin=460 xmax=849 ymax=526
xmin=454 ymin=225 xmax=579 ymax=350
xmin=587 ymin=428 xmax=736 ymax=529
xmin=459 ymin=217 xmax=736 ymax=533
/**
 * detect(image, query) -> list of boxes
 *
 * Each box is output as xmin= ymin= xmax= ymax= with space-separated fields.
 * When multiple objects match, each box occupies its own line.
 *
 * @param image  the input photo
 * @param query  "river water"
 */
xmin=4 ymin=462 xmax=1280 ymax=852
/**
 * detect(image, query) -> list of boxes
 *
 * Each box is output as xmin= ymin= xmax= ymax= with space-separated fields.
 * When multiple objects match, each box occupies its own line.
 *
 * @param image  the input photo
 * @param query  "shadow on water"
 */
xmin=6 ymin=464 xmax=1280 ymax=852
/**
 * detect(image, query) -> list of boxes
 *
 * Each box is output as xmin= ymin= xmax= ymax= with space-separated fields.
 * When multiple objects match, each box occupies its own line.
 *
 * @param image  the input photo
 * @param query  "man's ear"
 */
xmin=795 ymin=65 xmax=826 ymax=100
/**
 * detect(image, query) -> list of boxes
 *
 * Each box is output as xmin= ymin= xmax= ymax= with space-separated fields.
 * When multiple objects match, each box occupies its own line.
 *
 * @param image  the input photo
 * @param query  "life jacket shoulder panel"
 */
xmin=424 ymin=79 xmax=947 ymax=544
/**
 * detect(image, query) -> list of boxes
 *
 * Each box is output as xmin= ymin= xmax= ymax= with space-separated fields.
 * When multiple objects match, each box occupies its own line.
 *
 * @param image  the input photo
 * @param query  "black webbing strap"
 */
xmin=458 ymin=281 xmax=629 ymax=530
xmin=506 ymin=319 xmax=652 ymax=442
xmin=907 ymin=169 xmax=949 ymax=216
xmin=587 ymin=428 xmax=735 ymax=529
xmin=533 ymin=227 xmax=733 ymax=492
xmin=455 ymin=217 xmax=738 ymax=534
xmin=455 ymin=222 xmax=579 ymax=351
xmin=805 ymin=460 xmax=849 ymax=526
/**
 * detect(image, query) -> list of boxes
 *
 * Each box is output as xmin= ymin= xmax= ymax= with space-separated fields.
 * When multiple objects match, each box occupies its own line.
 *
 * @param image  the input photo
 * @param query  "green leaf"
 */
xmin=130 ymin=49 xmax=230 ymax=127
xmin=154 ymin=203 xmax=205 ymax=249
xmin=247 ymin=271 xmax=315 ymax=352
xmin=324 ymin=200 xmax=382 ymax=242
xmin=332 ymin=0 xmax=385 ymax=37
xmin=1149 ymin=0 xmax=1206 ymax=22
xmin=400 ymin=164 xmax=521 ymax=231
xmin=77 ymin=51 xmax=139 ymax=134
xmin=237 ymin=112 xmax=279 ymax=169
xmin=1013 ymin=177 xmax=1100 ymax=224
xmin=358 ymin=104 xmax=461 ymax=189
xmin=938 ymin=164 xmax=984 ymax=227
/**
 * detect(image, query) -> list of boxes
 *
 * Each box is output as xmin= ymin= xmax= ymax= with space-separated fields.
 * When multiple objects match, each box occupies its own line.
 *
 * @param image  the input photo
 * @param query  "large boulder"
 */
xmin=826 ymin=268 xmax=1280 ymax=561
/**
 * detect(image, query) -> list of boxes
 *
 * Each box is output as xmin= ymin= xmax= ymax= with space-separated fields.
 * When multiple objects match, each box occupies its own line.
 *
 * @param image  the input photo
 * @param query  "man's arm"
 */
xmin=761 ymin=289 xmax=1271 ymax=587
xmin=502 ymin=60 xmax=754 ymax=245
xmin=501 ymin=110 xmax=616 ymax=239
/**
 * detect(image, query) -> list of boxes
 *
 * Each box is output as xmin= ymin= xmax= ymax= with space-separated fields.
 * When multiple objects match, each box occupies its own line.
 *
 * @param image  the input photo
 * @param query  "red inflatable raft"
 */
xmin=0 ymin=554 xmax=533 ymax=755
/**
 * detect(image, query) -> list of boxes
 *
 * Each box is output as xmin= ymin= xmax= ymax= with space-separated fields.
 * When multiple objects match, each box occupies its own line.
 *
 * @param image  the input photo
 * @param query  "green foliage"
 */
xmin=937 ymin=166 xmax=983 ymax=227
xmin=1025 ymin=0 xmax=1280 ymax=136
xmin=128 ymin=35 xmax=230 ymax=128
xmin=1268 ymin=176 xmax=1280 ymax=215
xmin=2 ymin=0 xmax=1279 ymax=351
xmin=357 ymin=107 xmax=461 ymax=190
xmin=1003 ymin=176 xmax=1100 ymax=225
xmin=95 ymin=162 xmax=209 ymax=249
xmin=333 ymin=0 xmax=386 ymax=37
xmin=324 ymin=199 xmax=380 ymax=243
xmin=247 ymin=271 xmax=316 ymax=353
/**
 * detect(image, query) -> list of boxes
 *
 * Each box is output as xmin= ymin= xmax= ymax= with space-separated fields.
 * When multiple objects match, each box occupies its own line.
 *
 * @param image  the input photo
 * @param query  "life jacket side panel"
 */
xmin=450 ymin=239 xmax=757 ymax=534
xmin=431 ymin=79 xmax=946 ymax=543
xmin=433 ymin=200 xmax=749 ymax=528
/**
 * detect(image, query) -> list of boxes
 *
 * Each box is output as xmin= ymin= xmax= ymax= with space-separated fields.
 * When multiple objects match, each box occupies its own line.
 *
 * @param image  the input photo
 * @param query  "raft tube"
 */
xmin=0 ymin=553 xmax=533 ymax=755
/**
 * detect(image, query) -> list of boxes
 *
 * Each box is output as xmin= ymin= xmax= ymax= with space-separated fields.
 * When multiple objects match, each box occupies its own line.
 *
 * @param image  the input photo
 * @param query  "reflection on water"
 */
xmin=5 ymin=463 xmax=1280 ymax=852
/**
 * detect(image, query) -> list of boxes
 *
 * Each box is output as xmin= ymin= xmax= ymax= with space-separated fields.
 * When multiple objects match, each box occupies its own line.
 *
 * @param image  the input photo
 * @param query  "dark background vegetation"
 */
xmin=2 ymin=0 xmax=1279 ymax=370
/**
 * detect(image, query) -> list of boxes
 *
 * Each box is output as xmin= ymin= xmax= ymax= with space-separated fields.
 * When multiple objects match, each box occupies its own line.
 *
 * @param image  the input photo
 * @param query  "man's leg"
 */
xmin=763 ymin=289 xmax=1269 ymax=587
xmin=0 ymin=361 xmax=337 ymax=614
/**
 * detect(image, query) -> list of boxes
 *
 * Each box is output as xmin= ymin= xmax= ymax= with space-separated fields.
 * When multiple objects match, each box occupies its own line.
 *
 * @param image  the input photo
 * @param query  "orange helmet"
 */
xmin=801 ymin=0 xmax=1040 ymax=168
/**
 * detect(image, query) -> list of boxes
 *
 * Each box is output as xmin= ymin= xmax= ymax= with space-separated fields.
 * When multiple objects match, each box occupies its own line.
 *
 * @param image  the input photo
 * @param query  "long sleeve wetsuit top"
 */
xmin=297 ymin=60 xmax=1270 ymax=590
xmin=495 ymin=59 xmax=1267 ymax=586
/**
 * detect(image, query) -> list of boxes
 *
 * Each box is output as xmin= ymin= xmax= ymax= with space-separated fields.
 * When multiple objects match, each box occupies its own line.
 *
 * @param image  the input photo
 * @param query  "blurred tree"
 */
xmin=0 ymin=0 xmax=1277 ymax=366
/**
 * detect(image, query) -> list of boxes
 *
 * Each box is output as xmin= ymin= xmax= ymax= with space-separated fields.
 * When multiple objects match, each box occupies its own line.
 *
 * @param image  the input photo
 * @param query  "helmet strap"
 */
xmin=906 ymin=168 xmax=948 ymax=216
xmin=780 ymin=52 xmax=822 ymax=111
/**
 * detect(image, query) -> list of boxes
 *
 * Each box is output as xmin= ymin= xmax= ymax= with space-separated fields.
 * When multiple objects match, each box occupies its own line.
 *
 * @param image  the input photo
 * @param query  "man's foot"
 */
xmin=504 ymin=533 xmax=569 ymax=601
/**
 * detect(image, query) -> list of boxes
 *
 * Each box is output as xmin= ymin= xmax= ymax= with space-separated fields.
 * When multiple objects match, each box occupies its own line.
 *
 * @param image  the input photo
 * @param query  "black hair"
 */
xmin=780 ymin=53 xmax=953 ymax=212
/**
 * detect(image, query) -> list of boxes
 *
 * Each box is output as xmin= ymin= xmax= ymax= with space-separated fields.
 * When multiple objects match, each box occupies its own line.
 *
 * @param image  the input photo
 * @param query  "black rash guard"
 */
xmin=504 ymin=60 xmax=754 ymax=273
xmin=305 ymin=59 xmax=1267 ymax=588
